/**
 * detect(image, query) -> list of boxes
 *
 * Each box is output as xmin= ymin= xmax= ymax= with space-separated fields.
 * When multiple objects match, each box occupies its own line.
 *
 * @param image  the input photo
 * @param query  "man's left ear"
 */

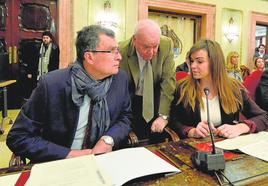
xmin=84 ymin=52 xmax=94 ymax=64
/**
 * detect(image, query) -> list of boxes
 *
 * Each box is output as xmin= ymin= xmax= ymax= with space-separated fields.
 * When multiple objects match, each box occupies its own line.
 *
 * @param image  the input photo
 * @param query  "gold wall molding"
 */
xmin=248 ymin=12 xmax=268 ymax=69
xmin=138 ymin=0 xmax=216 ymax=39
xmin=58 ymin=1 xmax=72 ymax=68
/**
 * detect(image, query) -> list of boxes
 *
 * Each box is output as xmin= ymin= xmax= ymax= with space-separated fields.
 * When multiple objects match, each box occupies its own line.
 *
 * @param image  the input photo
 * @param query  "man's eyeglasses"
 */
xmin=86 ymin=47 xmax=119 ymax=55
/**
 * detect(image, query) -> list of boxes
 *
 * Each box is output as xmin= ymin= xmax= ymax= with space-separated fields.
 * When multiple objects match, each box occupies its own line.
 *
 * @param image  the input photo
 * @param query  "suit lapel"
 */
xmin=127 ymin=55 xmax=140 ymax=88
xmin=151 ymin=56 xmax=158 ymax=82
xmin=126 ymin=39 xmax=140 ymax=88
xmin=64 ymin=84 xmax=79 ymax=145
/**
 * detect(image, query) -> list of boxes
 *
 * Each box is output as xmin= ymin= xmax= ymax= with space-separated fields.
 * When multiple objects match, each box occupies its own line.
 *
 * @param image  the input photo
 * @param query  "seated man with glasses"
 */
xmin=6 ymin=25 xmax=132 ymax=163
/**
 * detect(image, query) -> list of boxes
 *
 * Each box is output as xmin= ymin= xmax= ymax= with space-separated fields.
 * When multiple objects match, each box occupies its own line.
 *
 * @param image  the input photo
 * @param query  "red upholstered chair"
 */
xmin=243 ymin=70 xmax=263 ymax=101
xmin=240 ymin=70 xmax=263 ymax=121
xmin=176 ymin=71 xmax=189 ymax=81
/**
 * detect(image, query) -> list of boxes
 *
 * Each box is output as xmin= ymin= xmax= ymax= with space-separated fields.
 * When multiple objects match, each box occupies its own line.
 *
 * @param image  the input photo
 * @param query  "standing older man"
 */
xmin=119 ymin=19 xmax=175 ymax=142
xmin=7 ymin=25 xmax=132 ymax=163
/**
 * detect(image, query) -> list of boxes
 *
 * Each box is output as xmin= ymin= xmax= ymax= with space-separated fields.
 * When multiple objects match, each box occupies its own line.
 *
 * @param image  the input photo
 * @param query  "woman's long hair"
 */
xmin=177 ymin=39 xmax=243 ymax=114
xmin=226 ymin=51 xmax=240 ymax=73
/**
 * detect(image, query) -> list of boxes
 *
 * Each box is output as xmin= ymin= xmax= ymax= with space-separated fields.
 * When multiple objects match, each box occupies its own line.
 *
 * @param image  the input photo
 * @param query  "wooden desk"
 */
xmin=0 ymin=80 xmax=16 ymax=134
xmin=131 ymin=137 xmax=268 ymax=186
xmin=0 ymin=137 xmax=267 ymax=185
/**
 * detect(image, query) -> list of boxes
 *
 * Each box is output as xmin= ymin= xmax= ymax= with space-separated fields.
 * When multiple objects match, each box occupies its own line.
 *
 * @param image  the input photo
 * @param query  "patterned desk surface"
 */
xmin=0 ymin=137 xmax=267 ymax=186
xmin=131 ymin=137 xmax=268 ymax=186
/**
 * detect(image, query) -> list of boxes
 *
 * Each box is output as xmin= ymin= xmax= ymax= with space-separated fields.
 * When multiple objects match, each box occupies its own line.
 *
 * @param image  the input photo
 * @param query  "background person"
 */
xmin=243 ymin=57 xmax=264 ymax=101
xmin=176 ymin=51 xmax=190 ymax=73
xmin=226 ymin=51 xmax=243 ymax=82
xmin=243 ymin=57 xmax=265 ymax=101
xmin=253 ymin=56 xmax=265 ymax=72
xmin=19 ymin=31 xmax=60 ymax=100
xmin=254 ymin=44 xmax=268 ymax=67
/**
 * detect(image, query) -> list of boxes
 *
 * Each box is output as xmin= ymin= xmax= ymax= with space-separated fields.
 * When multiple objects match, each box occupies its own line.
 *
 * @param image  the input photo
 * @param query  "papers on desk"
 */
xmin=215 ymin=131 xmax=268 ymax=161
xmin=26 ymin=155 xmax=113 ymax=186
xmin=95 ymin=147 xmax=181 ymax=186
xmin=0 ymin=173 xmax=21 ymax=186
xmin=25 ymin=147 xmax=180 ymax=186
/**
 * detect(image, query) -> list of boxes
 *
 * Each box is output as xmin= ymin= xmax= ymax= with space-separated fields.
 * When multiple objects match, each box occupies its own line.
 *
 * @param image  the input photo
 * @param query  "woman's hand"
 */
xmin=217 ymin=123 xmax=250 ymax=138
xmin=188 ymin=121 xmax=216 ymax=138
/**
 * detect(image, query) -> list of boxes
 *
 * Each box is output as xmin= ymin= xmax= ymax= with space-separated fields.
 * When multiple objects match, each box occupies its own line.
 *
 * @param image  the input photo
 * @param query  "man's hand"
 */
xmin=217 ymin=123 xmax=250 ymax=138
xmin=66 ymin=149 xmax=92 ymax=159
xmin=151 ymin=116 xmax=168 ymax=133
xmin=27 ymin=74 xmax=32 ymax=79
xmin=188 ymin=121 xmax=217 ymax=138
xmin=92 ymin=139 xmax=113 ymax=155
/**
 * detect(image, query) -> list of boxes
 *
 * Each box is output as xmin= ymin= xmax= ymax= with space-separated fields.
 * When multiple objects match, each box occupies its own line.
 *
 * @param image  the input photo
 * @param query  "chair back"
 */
xmin=243 ymin=70 xmax=263 ymax=101
xmin=176 ymin=71 xmax=188 ymax=81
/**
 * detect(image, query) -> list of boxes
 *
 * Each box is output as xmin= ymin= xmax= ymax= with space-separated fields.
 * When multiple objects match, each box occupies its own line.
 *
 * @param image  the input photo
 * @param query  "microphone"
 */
xmin=191 ymin=87 xmax=225 ymax=172
xmin=204 ymin=87 xmax=209 ymax=97
xmin=203 ymin=87 xmax=216 ymax=154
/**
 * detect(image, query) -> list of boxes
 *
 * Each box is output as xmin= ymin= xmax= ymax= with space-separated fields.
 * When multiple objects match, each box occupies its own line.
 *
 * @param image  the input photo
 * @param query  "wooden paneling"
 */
xmin=248 ymin=12 xmax=268 ymax=69
xmin=138 ymin=0 xmax=216 ymax=39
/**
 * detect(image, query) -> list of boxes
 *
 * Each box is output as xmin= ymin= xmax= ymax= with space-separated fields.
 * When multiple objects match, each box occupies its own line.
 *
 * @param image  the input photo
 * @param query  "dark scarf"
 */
xmin=71 ymin=61 xmax=112 ymax=148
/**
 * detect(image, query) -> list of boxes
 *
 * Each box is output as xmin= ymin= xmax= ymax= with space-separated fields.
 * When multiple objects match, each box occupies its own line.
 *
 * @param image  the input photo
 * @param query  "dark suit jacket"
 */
xmin=256 ymin=69 xmax=268 ymax=112
xmin=119 ymin=36 xmax=176 ymax=116
xmin=170 ymin=87 xmax=268 ymax=138
xmin=47 ymin=43 xmax=60 ymax=72
xmin=7 ymin=68 xmax=132 ymax=163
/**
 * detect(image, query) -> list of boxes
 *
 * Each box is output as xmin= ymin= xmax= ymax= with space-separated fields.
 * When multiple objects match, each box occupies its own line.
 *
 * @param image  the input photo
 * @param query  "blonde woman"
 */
xmin=170 ymin=39 xmax=268 ymax=139
xmin=226 ymin=51 xmax=243 ymax=82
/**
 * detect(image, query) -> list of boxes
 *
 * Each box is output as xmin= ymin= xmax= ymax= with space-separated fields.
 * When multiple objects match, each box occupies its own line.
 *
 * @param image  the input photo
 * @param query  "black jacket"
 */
xmin=256 ymin=69 xmax=268 ymax=112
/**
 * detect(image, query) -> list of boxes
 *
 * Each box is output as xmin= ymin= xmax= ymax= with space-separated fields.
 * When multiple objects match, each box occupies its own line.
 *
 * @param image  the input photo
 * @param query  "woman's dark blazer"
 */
xmin=170 ymin=87 xmax=268 ymax=138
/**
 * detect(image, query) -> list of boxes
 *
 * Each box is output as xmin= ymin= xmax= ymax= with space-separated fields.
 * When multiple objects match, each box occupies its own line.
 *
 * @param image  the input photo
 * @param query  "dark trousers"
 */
xmin=132 ymin=95 xmax=169 ymax=145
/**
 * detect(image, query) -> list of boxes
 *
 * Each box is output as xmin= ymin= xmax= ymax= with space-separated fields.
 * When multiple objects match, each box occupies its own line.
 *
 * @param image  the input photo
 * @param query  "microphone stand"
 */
xmin=191 ymin=88 xmax=225 ymax=172
xmin=204 ymin=88 xmax=216 ymax=154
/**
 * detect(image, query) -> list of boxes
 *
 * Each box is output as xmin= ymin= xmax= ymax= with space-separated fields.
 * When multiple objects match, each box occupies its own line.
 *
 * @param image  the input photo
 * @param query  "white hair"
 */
xmin=134 ymin=19 xmax=161 ymax=36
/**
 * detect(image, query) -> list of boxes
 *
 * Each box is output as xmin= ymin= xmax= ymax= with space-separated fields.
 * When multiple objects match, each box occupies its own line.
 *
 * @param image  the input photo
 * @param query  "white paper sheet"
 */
xmin=215 ymin=131 xmax=268 ymax=161
xmin=25 ymin=155 xmax=114 ymax=186
xmin=95 ymin=147 xmax=181 ymax=186
xmin=239 ymin=141 xmax=268 ymax=161
xmin=0 ymin=173 xmax=21 ymax=186
xmin=24 ymin=147 xmax=180 ymax=186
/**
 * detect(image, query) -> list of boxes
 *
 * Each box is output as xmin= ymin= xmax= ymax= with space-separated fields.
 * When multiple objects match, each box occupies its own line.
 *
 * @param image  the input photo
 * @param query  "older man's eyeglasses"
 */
xmin=86 ymin=47 xmax=119 ymax=55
